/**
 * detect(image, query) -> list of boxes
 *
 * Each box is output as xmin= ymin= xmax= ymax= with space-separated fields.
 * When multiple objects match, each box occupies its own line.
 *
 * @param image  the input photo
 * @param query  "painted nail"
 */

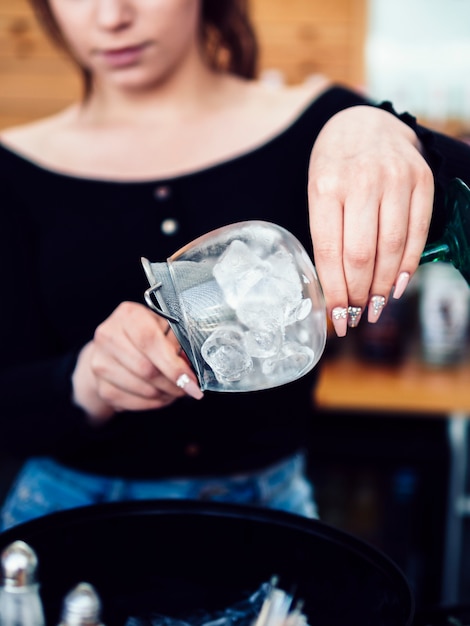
xmin=368 ymin=295 xmax=386 ymax=323
xmin=331 ymin=307 xmax=348 ymax=337
xmin=392 ymin=272 xmax=410 ymax=300
xmin=176 ymin=373 xmax=204 ymax=400
xmin=347 ymin=306 xmax=362 ymax=328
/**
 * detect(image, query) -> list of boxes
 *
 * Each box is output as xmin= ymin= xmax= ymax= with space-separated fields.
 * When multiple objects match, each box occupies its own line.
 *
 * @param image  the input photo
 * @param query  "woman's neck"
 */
xmin=78 ymin=55 xmax=228 ymax=127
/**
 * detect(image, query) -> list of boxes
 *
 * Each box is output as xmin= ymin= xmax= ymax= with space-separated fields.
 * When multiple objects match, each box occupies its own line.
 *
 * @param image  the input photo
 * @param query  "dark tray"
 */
xmin=0 ymin=499 xmax=414 ymax=626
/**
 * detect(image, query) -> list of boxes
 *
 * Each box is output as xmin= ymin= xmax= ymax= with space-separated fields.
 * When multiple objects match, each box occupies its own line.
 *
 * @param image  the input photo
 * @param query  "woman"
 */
xmin=0 ymin=0 xmax=469 ymax=529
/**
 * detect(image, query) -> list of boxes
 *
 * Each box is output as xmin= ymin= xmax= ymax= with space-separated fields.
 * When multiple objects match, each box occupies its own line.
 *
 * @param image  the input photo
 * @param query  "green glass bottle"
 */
xmin=420 ymin=177 xmax=470 ymax=285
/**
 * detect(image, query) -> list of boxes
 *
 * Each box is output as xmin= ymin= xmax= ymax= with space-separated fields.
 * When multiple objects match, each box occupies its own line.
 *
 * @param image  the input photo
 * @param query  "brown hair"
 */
xmin=28 ymin=0 xmax=259 ymax=99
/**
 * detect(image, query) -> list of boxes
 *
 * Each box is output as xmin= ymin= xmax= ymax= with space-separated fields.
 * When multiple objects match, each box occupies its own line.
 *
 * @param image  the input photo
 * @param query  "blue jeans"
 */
xmin=0 ymin=453 xmax=317 ymax=531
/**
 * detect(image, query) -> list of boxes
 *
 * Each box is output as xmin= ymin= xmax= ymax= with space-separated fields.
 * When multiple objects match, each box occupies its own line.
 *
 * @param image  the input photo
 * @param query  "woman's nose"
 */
xmin=95 ymin=0 xmax=134 ymax=30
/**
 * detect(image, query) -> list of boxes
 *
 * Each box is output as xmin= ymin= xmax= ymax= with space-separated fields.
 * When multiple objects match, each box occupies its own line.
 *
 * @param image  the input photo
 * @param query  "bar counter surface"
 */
xmin=314 ymin=342 xmax=470 ymax=606
xmin=316 ymin=347 xmax=470 ymax=415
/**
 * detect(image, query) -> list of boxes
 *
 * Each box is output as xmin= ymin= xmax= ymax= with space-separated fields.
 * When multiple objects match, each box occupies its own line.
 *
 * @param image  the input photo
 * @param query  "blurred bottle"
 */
xmin=418 ymin=262 xmax=470 ymax=366
xmin=0 ymin=541 xmax=45 ymax=626
xmin=58 ymin=582 xmax=104 ymax=626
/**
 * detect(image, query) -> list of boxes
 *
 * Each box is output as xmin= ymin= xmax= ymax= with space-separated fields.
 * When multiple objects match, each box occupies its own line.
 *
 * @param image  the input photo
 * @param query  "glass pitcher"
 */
xmin=142 ymin=220 xmax=327 ymax=392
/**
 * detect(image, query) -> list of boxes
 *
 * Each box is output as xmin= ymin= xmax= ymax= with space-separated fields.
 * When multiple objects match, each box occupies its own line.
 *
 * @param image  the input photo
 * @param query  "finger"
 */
xmin=366 ymin=184 xmax=411 ymax=322
xmin=95 ymin=347 xmax=198 ymax=408
xmin=92 ymin=340 xmax=167 ymax=400
xmin=163 ymin=324 xmax=184 ymax=354
xmin=121 ymin=314 xmax=203 ymax=399
xmin=368 ymin=171 xmax=433 ymax=321
xmin=95 ymin=308 xmax=202 ymax=400
xmin=94 ymin=317 xmax=159 ymax=383
xmin=338 ymin=186 xmax=379 ymax=331
xmin=143 ymin=339 xmax=203 ymax=399
xmin=309 ymin=192 xmax=349 ymax=337
xmin=394 ymin=173 xmax=434 ymax=289
xmin=342 ymin=185 xmax=379 ymax=314
xmin=98 ymin=375 xmax=178 ymax=412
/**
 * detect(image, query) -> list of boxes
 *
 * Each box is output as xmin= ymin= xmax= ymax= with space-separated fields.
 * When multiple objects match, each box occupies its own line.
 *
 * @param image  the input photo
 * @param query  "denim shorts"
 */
xmin=0 ymin=453 xmax=317 ymax=531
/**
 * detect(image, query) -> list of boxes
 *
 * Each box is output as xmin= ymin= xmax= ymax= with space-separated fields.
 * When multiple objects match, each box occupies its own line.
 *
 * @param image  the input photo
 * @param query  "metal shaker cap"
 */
xmin=59 ymin=582 xmax=103 ymax=626
xmin=1 ymin=540 xmax=39 ymax=590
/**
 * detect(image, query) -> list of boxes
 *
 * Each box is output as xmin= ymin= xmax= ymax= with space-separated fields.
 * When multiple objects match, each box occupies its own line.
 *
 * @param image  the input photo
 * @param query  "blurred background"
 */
xmin=1 ymin=0 xmax=470 ymax=616
xmin=3 ymin=0 xmax=470 ymax=134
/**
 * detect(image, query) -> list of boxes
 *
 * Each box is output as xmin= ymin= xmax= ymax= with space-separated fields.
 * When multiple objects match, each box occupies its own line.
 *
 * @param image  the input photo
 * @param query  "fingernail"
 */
xmin=176 ymin=373 xmax=204 ymax=400
xmin=393 ymin=272 xmax=410 ymax=300
xmin=331 ymin=307 xmax=348 ymax=337
xmin=368 ymin=295 xmax=386 ymax=323
xmin=347 ymin=306 xmax=362 ymax=328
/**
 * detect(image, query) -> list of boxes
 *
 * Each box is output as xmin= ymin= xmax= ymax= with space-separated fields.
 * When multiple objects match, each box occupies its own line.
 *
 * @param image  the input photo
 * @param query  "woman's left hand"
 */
xmin=307 ymin=104 xmax=434 ymax=336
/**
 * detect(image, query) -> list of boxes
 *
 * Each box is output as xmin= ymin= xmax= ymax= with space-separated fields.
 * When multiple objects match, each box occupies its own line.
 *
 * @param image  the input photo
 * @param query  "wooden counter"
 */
xmin=315 ymin=348 xmax=470 ymax=415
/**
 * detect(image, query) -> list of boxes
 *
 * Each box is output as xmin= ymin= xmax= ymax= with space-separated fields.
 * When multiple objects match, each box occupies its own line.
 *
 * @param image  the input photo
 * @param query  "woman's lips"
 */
xmin=99 ymin=44 xmax=148 ymax=68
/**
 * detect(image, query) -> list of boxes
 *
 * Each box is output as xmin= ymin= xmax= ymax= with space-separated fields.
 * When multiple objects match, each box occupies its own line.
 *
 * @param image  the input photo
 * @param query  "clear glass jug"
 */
xmin=142 ymin=220 xmax=327 ymax=392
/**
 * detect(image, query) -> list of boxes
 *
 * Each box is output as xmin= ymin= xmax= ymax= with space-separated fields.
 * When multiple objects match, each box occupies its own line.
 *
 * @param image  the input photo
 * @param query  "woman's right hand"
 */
xmin=72 ymin=301 xmax=203 ymax=423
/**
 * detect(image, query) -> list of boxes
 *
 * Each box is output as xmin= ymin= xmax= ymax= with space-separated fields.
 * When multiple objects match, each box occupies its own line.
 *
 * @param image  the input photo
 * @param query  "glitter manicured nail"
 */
xmin=368 ymin=295 xmax=386 ymax=323
xmin=347 ymin=306 xmax=362 ymax=328
xmin=331 ymin=307 xmax=348 ymax=337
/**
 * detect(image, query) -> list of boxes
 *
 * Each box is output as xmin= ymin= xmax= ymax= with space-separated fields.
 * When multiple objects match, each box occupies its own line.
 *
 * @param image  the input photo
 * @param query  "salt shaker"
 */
xmin=0 ymin=540 xmax=45 ymax=626
xmin=58 ymin=582 xmax=104 ymax=626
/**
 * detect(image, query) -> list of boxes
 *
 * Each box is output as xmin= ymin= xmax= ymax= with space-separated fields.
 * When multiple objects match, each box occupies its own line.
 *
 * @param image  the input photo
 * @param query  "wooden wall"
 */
xmin=0 ymin=0 xmax=367 ymax=130
xmin=252 ymin=0 xmax=366 ymax=88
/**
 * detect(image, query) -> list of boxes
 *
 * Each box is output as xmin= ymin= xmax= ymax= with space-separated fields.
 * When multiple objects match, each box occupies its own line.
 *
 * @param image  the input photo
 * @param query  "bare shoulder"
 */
xmin=250 ymin=74 xmax=332 ymax=113
xmin=0 ymin=107 xmax=77 ymax=159
xmin=239 ymin=73 xmax=333 ymax=134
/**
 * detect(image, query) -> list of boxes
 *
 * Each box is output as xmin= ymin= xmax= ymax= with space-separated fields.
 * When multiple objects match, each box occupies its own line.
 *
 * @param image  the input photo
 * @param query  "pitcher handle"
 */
xmin=144 ymin=283 xmax=179 ymax=323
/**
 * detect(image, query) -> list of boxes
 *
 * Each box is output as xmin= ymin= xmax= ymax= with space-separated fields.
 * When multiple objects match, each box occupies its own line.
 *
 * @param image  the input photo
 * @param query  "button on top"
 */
xmin=160 ymin=218 xmax=179 ymax=236
xmin=154 ymin=184 xmax=178 ymax=235
xmin=154 ymin=185 xmax=172 ymax=200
